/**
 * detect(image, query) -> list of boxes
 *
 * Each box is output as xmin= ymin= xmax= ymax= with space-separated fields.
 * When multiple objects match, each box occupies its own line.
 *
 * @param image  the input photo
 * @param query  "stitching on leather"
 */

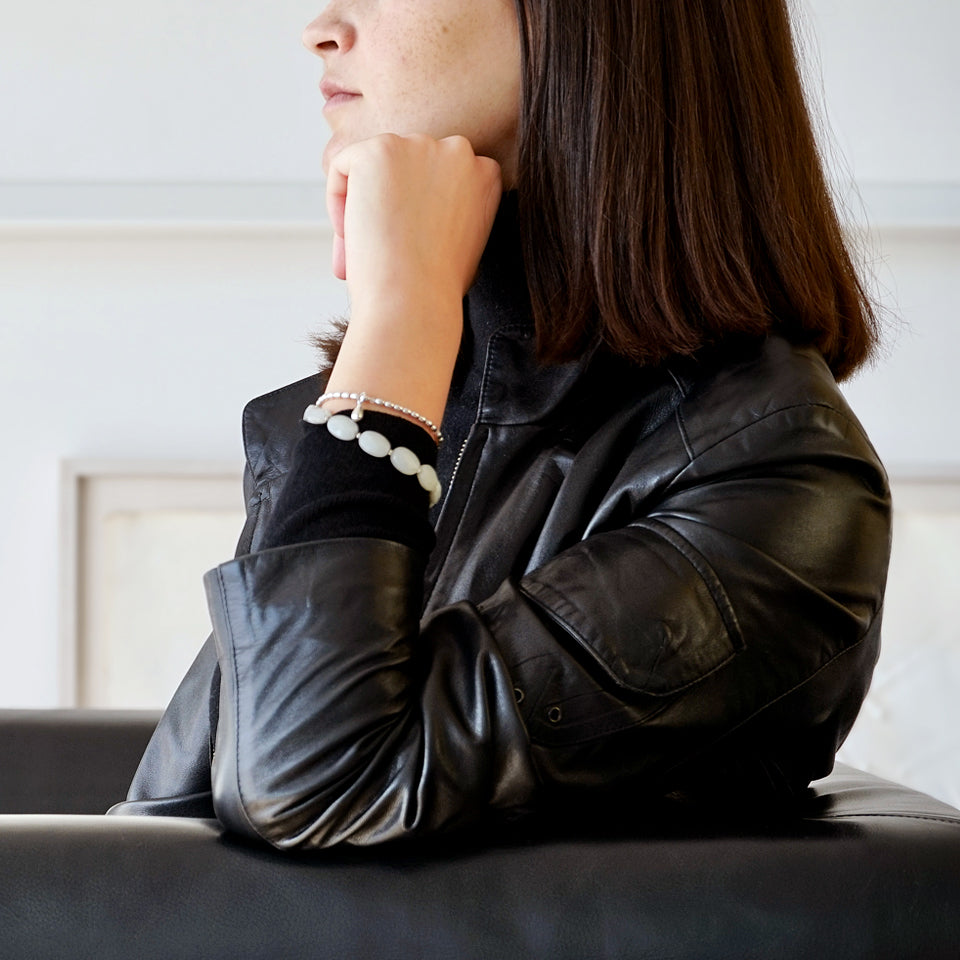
xmin=478 ymin=327 xmax=527 ymax=424
xmin=477 ymin=329 xmax=506 ymax=423
xmin=666 ymin=369 xmax=695 ymax=463
xmin=215 ymin=564 xmax=267 ymax=843
xmin=679 ymin=401 xmax=870 ymax=467
xmin=659 ymin=624 xmax=880 ymax=780
xmin=520 ymin=561 xmax=740 ymax=699
xmin=674 ymin=408 xmax=695 ymax=463
xmin=635 ymin=518 xmax=744 ymax=652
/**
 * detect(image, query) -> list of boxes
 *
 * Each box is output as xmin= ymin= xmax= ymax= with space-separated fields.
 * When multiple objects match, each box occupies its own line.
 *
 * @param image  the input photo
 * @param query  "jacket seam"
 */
xmin=477 ymin=327 xmax=527 ymax=424
xmin=666 ymin=368 xmax=695 ymax=462
xmin=679 ymin=401 xmax=869 ymax=466
xmin=423 ymin=428 xmax=489 ymax=609
xmin=657 ymin=618 xmax=881 ymax=780
xmin=213 ymin=565 xmax=269 ymax=844
xmin=674 ymin=409 xmax=695 ymax=462
xmin=635 ymin=518 xmax=744 ymax=649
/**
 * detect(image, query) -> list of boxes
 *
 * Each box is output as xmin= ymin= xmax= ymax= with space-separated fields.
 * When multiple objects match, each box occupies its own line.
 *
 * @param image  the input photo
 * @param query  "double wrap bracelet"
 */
xmin=308 ymin=391 xmax=444 ymax=444
xmin=302 ymin=392 xmax=443 ymax=507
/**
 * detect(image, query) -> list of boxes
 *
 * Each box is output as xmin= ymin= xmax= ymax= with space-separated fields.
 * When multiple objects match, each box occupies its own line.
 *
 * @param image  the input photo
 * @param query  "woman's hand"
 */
xmin=326 ymin=133 xmax=502 ymax=301
xmin=323 ymin=134 xmax=503 ymax=430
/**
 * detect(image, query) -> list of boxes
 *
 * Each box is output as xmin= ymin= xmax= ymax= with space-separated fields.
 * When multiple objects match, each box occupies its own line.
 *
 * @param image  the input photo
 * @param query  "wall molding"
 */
xmin=1 ymin=180 xmax=959 ymax=235
xmin=852 ymin=182 xmax=960 ymax=232
xmin=0 ymin=220 xmax=332 ymax=241
xmin=0 ymin=181 xmax=328 ymax=224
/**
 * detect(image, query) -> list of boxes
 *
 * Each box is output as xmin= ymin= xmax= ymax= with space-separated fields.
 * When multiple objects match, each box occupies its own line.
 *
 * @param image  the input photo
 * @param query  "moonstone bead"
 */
xmin=327 ymin=414 xmax=359 ymax=441
xmin=358 ymin=430 xmax=391 ymax=458
xmin=302 ymin=404 xmax=332 ymax=425
xmin=417 ymin=464 xmax=442 ymax=507
xmin=390 ymin=446 xmax=421 ymax=476
xmin=417 ymin=464 xmax=438 ymax=491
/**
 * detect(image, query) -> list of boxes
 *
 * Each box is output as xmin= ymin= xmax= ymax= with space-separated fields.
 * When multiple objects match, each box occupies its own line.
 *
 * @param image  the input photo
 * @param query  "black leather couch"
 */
xmin=2 ymin=709 xmax=959 ymax=959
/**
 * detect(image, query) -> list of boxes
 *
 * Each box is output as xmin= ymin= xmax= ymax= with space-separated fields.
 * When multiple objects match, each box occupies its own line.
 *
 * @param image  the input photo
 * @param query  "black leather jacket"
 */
xmin=111 ymin=304 xmax=891 ymax=848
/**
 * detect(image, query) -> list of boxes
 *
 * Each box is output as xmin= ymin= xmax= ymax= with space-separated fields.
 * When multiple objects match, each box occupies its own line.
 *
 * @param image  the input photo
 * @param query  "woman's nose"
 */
xmin=302 ymin=5 xmax=354 ymax=58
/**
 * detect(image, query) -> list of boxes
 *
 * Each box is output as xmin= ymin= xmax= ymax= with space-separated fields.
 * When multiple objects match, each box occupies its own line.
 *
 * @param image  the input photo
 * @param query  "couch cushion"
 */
xmin=0 ymin=765 xmax=957 ymax=960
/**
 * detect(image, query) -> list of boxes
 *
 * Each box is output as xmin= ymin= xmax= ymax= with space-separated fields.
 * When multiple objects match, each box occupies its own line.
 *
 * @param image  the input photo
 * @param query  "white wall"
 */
xmin=1 ymin=0 xmax=958 ymax=799
xmin=0 ymin=226 xmax=346 ymax=706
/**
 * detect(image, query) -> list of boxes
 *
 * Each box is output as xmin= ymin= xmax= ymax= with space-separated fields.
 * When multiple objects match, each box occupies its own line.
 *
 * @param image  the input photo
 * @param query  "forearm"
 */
xmin=206 ymin=538 xmax=537 ymax=848
xmin=322 ymin=295 xmax=462 ymax=431
xmin=260 ymin=410 xmax=439 ymax=553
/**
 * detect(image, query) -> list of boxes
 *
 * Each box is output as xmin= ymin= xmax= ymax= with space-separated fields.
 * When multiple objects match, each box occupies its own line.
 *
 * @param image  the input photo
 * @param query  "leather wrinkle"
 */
xmin=112 ymin=197 xmax=891 ymax=846
xmin=210 ymin=564 xmax=265 ymax=844
xmin=654 ymin=623 xmax=882 ymax=786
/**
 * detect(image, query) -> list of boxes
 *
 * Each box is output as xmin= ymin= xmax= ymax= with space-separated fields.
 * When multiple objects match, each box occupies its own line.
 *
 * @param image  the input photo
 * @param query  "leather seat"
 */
xmin=1 ymin=711 xmax=957 ymax=959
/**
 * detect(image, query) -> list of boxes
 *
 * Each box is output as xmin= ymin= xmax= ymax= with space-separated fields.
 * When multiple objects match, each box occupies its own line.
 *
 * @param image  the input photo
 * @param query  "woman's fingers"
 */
xmin=331 ymin=234 xmax=346 ymax=282
xmin=325 ymin=161 xmax=348 ymax=280
xmin=323 ymin=133 xmax=503 ymax=311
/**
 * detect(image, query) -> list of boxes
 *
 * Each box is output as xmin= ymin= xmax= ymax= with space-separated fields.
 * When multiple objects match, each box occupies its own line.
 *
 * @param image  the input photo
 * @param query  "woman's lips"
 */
xmin=323 ymin=91 xmax=361 ymax=112
xmin=320 ymin=79 xmax=361 ymax=112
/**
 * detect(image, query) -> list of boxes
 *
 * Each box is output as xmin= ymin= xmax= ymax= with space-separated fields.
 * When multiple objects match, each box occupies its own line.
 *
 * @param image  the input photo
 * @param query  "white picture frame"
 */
xmin=838 ymin=470 xmax=960 ymax=807
xmin=59 ymin=460 xmax=245 ymax=709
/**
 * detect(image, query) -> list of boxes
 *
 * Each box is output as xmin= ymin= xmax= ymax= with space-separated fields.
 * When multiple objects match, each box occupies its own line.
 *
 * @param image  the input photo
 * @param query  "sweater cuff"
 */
xmin=260 ymin=410 xmax=438 ymax=554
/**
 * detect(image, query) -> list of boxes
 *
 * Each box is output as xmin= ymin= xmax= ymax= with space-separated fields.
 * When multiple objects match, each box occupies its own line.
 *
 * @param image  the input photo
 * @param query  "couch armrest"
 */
xmin=0 ymin=765 xmax=957 ymax=959
xmin=0 ymin=709 xmax=160 ymax=814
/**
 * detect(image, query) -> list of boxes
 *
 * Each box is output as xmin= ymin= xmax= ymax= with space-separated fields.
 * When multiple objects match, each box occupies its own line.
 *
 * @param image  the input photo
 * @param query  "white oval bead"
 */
xmin=417 ymin=464 xmax=439 ymax=492
xmin=358 ymin=430 xmax=391 ymax=458
xmin=327 ymin=414 xmax=359 ymax=441
xmin=390 ymin=446 xmax=420 ymax=476
xmin=418 ymin=464 xmax=442 ymax=507
xmin=303 ymin=404 xmax=332 ymax=425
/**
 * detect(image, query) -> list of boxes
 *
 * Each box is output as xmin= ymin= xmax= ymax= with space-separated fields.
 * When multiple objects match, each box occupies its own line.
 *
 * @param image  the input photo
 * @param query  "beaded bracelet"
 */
xmin=307 ymin=391 xmax=444 ymax=445
xmin=301 ymin=405 xmax=443 ymax=507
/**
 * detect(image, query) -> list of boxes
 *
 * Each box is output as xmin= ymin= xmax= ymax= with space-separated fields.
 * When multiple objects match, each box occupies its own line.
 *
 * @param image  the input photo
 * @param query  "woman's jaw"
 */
xmin=305 ymin=0 xmax=521 ymax=183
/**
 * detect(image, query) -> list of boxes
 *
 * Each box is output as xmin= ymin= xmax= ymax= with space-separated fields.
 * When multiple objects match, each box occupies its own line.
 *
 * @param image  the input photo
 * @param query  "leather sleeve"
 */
xmin=205 ymin=401 xmax=890 ymax=848
xmin=207 ymin=540 xmax=537 ymax=847
xmin=107 ymin=460 xmax=263 ymax=817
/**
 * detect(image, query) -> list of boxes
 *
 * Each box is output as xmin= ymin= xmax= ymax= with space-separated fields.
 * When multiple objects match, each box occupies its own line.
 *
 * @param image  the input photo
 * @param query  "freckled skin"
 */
xmin=303 ymin=0 xmax=521 ymax=183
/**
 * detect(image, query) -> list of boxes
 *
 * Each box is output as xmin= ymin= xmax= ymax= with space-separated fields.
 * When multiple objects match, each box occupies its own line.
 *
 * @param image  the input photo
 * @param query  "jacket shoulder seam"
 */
xmin=682 ymin=400 xmax=867 ymax=464
xmin=665 ymin=368 xmax=696 ymax=463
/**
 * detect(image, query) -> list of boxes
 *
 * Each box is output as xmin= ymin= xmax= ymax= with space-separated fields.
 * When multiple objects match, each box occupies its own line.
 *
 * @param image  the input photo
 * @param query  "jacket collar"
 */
xmin=457 ymin=193 xmax=599 ymax=427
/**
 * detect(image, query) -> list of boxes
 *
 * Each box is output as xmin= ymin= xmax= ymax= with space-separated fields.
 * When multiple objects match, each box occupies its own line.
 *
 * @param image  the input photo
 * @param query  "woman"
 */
xmin=110 ymin=0 xmax=891 ymax=848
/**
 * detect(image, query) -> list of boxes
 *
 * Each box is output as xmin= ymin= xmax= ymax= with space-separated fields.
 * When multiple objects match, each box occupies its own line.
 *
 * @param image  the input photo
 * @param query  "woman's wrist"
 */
xmin=313 ymin=392 xmax=444 ymax=445
xmin=324 ymin=295 xmax=463 ymax=430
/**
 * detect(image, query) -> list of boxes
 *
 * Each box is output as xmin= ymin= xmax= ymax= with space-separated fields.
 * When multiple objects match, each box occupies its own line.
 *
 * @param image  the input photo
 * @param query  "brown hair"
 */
xmin=317 ymin=0 xmax=879 ymax=381
xmin=513 ymin=0 xmax=878 ymax=379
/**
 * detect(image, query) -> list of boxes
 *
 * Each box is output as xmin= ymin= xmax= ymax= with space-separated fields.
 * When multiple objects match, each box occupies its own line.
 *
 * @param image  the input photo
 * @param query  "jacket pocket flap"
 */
xmin=519 ymin=523 xmax=743 ymax=697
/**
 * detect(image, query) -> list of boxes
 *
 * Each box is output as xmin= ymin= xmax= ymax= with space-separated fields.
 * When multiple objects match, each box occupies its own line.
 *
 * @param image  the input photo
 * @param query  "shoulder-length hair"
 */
xmin=514 ymin=0 xmax=878 ymax=380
